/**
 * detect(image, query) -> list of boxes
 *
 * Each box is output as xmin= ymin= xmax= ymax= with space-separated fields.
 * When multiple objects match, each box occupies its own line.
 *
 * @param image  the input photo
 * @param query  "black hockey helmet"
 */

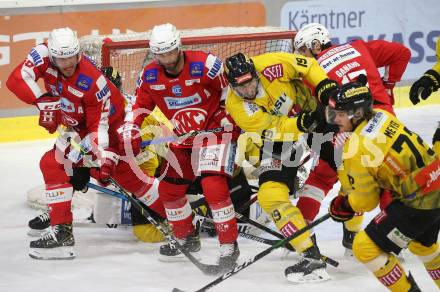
xmin=224 ymin=53 xmax=258 ymax=87
xmin=101 ymin=66 xmax=122 ymax=90
xmin=326 ymin=76 xmax=373 ymax=124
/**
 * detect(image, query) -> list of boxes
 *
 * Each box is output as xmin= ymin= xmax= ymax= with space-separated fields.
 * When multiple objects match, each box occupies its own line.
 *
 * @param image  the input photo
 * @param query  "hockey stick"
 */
xmin=187 ymin=180 xmax=338 ymax=268
xmin=234 ymin=210 xmax=339 ymax=267
xmin=236 ymin=231 xmax=338 ymax=267
xmin=189 ymin=187 xmax=258 ymax=213
xmin=87 ymin=183 xmax=127 ymax=200
xmin=140 ymin=126 xmax=229 ymax=147
xmin=172 ymin=213 xmax=331 ymax=292
xmin=88 ymin=182 xmax=338 ymax=268
xmin=107 ymin=178 xmax=222 ymax=276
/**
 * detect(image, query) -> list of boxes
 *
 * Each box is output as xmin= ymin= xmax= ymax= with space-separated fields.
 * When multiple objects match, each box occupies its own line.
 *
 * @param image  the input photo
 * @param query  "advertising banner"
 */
xmin=0 ymin=2 xmax=265 ymax=111
xmin=281 ymin=0 xmax=439 ymax=80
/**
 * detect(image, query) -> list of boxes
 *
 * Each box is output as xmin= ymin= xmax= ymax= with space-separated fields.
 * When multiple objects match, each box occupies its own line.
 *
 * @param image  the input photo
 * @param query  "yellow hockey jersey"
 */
xmin=338 ymin=109 xmax=440 ymax=212
xmin=225 ymin=52 xmax=328 ymax=142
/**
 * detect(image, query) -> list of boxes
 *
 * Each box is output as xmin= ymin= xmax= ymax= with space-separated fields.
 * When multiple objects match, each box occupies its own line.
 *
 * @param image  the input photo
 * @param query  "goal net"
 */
xmin=80 ymin=27 xmax=296 ymax=96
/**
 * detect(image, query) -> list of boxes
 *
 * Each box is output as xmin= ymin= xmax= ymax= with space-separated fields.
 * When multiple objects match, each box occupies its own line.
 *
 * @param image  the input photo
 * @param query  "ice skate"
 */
xmin=285 ymin=245 xmax=330 ymax=283
xmin=28 ymin=211 xmax=51 ymax=237
xmin=29 ymin=223 xmax=75 ymax=260
xmin=159 ymin=232 xmax=201 ymax=262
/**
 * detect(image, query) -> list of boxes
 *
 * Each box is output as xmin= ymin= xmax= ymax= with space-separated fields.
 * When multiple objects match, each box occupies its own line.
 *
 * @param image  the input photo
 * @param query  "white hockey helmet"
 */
xmin=47 ymin=27 xmax=80 ymax=60
xmin=294 ymin=23 xmax=331 ymax=51
xmin=149 ymin=23 xmax=181 ymax=54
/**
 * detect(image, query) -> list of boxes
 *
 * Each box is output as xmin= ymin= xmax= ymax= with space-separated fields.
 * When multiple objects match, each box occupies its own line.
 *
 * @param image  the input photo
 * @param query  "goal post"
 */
xmin=80 ymin=27 xmax=296 ymax=95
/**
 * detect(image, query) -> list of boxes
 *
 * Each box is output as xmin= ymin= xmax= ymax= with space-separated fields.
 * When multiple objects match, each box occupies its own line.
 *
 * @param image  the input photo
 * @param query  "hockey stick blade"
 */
xmin=140 ymin=126 xmax=227 ymax=148
xmin=173 ymin=213 xmax=331 ymax=292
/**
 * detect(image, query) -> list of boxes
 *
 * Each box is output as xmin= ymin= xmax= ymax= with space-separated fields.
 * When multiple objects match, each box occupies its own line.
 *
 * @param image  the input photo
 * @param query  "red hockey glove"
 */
xmin=379 ymin=189 xmax=394 ymax=210
xmin=36 ymin=93 xmax=61 ymax=134
xmin=329 ymin=195 xmax=355 ymax=222
xmin=382 ymin=79 xmax=396 ymax=100
xmin=117 ymin=123 xmax=142 ymax=156
xmin=92 ymin=149 xmax=119 ymax=186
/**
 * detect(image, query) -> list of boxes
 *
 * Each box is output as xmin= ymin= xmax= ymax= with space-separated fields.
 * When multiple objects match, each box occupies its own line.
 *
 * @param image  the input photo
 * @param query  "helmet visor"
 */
xmin=325 ymin=106 xmax=354 ymax=125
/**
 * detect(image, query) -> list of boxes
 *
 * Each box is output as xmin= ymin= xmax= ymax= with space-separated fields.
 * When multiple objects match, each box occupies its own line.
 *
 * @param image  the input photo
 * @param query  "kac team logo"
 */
xmin=171 ymin=108 xmax=207 ymax=134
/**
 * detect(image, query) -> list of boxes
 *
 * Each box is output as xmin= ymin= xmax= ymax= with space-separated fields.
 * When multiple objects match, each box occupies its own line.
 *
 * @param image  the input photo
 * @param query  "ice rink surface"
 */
xmin=1 ymin=106 xmax=439 ymax=292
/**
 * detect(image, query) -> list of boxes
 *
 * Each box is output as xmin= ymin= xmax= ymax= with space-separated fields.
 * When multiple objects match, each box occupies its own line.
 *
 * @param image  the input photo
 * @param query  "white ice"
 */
xmin=1 ymin=106 xmax=439 ymax=292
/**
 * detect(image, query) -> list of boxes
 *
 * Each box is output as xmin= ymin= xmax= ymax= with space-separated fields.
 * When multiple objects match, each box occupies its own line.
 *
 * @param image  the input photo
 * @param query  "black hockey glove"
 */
xmin=70 ymin=167 xmax=90 ymax=192
xmin=409 ymin=69 xmax=440 ymax=105
xmin=433 ymin=124 xmax=440 ymax=145
xmin=315 ymin=79 xmax=339 ymax=106
xmin=297 ymin=103 xmax=326 ymax=133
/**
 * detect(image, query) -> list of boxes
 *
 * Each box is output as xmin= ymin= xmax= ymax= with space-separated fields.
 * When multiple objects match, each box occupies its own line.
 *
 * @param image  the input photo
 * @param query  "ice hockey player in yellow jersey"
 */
xmin=328 ymin=80 xmax=440 ymax=291
xmin=410 ymin=37 xmax=440 ymax=156
xmin=224 ymin=52 xmax=338 ymax=283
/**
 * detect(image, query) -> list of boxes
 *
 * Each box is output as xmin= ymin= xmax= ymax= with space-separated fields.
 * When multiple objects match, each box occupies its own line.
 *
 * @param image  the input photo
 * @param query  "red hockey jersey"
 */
xmin=129 ymin=51 xmax=228 ymax=135
xmin=316 ymin=40 xmax=410 ymax=107
xmin=6 ymin=43 xmax=125 ymax=150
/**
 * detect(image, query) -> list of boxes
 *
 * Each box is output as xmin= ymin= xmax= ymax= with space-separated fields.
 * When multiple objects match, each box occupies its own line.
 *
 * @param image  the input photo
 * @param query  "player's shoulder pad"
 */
xmin=27 ymin=44 xmax=49 ymax=67
xmin=359 ymin=110 xmax=390 ymax=139
xmin=82 ymin=55 xmax=98 ymax=68
xmin=94 ymin=74 xmax=112 ymax=102
xmin=253 ymin=52 xmax=293 ymax=82
xmin=204 ymin=53 xmax=223 ymax=79
xmin=74 ymin=58 xmax=101 ymax=93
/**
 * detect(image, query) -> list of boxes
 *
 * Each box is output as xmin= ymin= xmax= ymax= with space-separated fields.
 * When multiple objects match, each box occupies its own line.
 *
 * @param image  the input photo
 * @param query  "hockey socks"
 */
xmin=258 ymin=181 xmax=313 ymax=252
xmin=45 ymin=183 xmax=74 ymax=225
xmin=409 ymin=241 xmax=440 ymax=288
xmin=372 ymin=254 xmax=413 ymax=291
xmin=163 ymin=197 xmax=194 ymax=238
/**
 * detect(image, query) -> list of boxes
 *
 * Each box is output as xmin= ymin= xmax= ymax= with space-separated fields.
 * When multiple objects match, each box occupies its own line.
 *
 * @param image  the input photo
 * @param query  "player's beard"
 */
xmin=60 ymin=63 xmax=78 ymax=77
xmin=54 ymin=55 xmax=80 ymax=78
xmin=235 ymin=78 xmax=259 ymax=101
xmin=159 ymin=52 xmax=182 ymax=75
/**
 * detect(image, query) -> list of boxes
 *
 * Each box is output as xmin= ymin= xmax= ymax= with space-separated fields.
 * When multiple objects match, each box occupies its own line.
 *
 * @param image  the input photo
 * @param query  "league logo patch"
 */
xmin=143 ymin=68 xmax=158 ymax=83
xmin=76 ymin=74 xmax=92 ymax=91
xmin=190 ymin=62 xmax=204 ymax=77
xmin=172 ymin=85 xmax=182 ymax=96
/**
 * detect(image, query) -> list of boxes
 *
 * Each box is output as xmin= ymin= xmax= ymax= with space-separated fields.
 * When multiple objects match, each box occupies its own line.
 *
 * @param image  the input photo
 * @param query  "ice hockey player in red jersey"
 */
xmin=6 ymin=27 xmax=166 ymax=260
xmin=120 ymin=23 xmax=240 ymax=270
xmin=293 ymin=23 xmax=411 ymax=254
